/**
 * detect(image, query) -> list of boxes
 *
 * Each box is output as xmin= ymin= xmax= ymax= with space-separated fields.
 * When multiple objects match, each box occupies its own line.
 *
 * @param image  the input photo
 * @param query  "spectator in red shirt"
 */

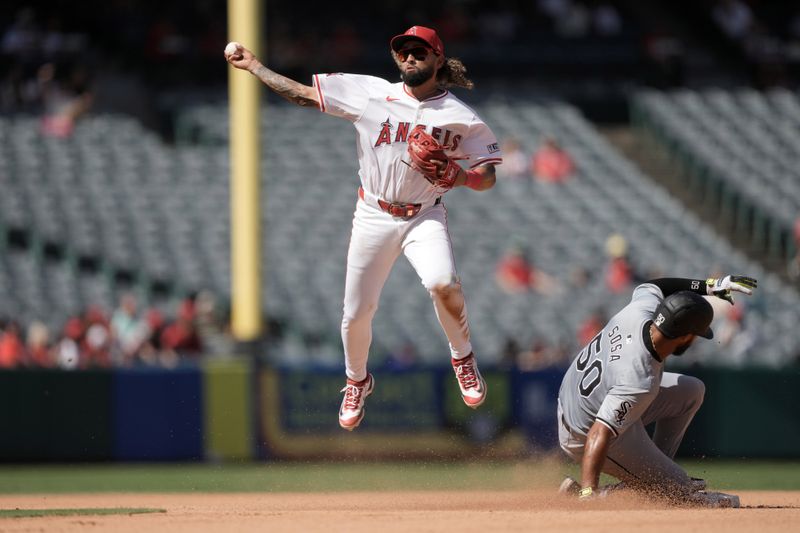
xmin=495 ymin=246 xmax=560 ymax=295
xmin=160 ymin=297 xmax=202 ymax=359
xmin=0 ymin=321 xmax=26 ymax=368
xmin=496 ymin=246 xmax=534 ymax=293
xmin=160 ymin=319 xmax=202 ymax=355
xmin=531 ymin=137 xmax=575 ymax=182
xmin=577 ymin=308 xmax=607 ymax=346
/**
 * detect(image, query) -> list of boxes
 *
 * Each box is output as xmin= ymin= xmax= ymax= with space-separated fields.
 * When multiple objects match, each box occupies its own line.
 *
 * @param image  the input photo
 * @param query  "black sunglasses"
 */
xmin=397 ymin=46 xmax=434 ymax=61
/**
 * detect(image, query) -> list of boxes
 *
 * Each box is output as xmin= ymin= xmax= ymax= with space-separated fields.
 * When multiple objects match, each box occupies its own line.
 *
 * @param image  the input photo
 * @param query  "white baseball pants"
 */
xmin=341 ymin=198 xmax=472 ymax=382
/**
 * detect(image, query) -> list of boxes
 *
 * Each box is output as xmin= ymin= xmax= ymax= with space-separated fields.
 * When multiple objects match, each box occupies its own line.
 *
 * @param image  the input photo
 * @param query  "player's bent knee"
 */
xmin=429 ymin=284 xmax=453 ymax=298
xmin=423 ymin=271 xmax=459 ymax=289
xmin=427 ymin=276 xmax=462 ymax=298
xmin=682 ymin=375 xmax=705 ymax=405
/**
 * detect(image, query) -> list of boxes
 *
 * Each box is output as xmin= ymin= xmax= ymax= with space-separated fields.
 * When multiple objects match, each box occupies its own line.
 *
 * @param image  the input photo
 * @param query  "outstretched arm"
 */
xmin=224 ymin=42 xmax=319 ymax=108
xmin=647 ymin=278 xmax=709 ymax=299
xmin=648 ymin=275 xmax=757 ymax=305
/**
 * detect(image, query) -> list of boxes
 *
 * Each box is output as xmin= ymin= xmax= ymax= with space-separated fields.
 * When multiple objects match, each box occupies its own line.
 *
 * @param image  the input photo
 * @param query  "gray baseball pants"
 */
xmin=558 ymin=372 xmax=705 ymax=496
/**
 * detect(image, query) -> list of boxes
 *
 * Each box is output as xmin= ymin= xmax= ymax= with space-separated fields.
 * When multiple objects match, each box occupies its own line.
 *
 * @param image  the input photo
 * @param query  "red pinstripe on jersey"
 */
xmin=313 ymin=74 xmax=326 ymax=112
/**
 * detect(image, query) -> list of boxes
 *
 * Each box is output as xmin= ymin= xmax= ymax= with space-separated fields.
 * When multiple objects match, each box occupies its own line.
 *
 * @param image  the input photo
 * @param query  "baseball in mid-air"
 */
xmin=225 ymin=41 xmax=241 ymax=57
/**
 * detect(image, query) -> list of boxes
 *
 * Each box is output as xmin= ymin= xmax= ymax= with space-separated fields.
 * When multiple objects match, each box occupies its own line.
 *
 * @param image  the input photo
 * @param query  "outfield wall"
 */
xmin=0 ymin=363 xmax=797 ymax=461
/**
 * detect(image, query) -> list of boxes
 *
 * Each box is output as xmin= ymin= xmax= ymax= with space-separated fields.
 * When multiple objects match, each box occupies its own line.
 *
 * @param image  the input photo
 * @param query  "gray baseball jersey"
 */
xmin=558 ymin=283 xmax=665 ymax=438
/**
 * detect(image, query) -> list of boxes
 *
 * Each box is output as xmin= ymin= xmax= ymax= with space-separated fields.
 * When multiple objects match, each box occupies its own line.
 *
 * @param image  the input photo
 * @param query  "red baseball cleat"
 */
xmin=452 ymin=353 xmax=487 ymax=408
xmin=338 ymin=373 xmax=375 ymax=431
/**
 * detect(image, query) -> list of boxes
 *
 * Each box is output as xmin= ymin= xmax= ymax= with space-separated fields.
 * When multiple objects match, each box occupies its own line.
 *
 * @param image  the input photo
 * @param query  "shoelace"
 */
xmin=455 ymin=360 xmax=478 ymax=389
xmin=340 ymin=383 xmax=364 ymax=411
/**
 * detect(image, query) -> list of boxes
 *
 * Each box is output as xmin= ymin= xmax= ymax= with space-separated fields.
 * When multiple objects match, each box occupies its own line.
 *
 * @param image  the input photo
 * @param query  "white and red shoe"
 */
xmin=338 ymin=373 xmax=375 ymax=431
xmin=452 ymin=353 xmax=487 ymax=408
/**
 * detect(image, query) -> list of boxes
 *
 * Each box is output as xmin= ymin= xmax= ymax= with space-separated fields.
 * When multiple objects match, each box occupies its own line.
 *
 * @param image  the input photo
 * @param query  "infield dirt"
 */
xmin=0 ymin=491 xmax=797 ymax=532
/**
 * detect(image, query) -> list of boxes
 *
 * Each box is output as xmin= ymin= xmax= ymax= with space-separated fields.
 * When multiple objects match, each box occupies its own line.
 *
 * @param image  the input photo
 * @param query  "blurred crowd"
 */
xmin=2 ymin=1 xmax=799 ymax=97
xmin=2 ymin=0 xmax=800 ymax=122
xmin=500 ymin=135 xmax=576 ymax=183
xmin=493 ymin=231 xmax=648 ymax=371
xmin=709 ymin=0 xmax=800 ymax=88
xmin=1 ymin=0 xmax=799 ymax=143
xmin=0 ymin=8 xmax=93 ymax=134
xmin=493 ymin=225 xmax=762 ymax=371
xmin=0 ymin=1 xmax=790 ymax=372
xmin=0 ymin=291 xmax=232 ymax=370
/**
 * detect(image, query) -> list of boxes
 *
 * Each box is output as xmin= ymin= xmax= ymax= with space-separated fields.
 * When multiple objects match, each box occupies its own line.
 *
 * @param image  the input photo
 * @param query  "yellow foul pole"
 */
xmin=228 ymin=0 xmax=262 ymax=341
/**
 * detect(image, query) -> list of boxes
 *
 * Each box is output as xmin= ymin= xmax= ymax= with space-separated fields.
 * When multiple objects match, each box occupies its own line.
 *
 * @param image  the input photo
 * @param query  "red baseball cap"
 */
xmin=390 ymin=26 xmax=444 ymax=56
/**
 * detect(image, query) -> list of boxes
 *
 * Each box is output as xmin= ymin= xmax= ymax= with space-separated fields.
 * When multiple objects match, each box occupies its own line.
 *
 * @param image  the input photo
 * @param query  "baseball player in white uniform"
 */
xmin=557 ymin=275 xmax=757 ymax=507
xmin=225 ymin=26 xmax=502 ymax=430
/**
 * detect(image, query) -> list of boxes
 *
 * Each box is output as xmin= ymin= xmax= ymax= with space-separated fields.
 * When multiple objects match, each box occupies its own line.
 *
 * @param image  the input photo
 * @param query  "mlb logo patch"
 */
xmin=487 ymin=142 xmax=500 ymax=153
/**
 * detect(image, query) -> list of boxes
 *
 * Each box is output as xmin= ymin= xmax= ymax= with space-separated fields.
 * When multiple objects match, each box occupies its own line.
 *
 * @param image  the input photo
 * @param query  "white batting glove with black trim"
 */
xmin=706 ymin=275 xmax=758 ymax=304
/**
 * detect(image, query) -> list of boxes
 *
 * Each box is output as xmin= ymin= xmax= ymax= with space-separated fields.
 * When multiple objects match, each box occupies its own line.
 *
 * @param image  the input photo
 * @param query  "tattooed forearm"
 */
xmin=250 ymin=64 xmax=318 ymax=107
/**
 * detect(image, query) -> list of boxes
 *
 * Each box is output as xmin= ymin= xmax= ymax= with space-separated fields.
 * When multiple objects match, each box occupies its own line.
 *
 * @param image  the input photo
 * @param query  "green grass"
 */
xmin=0 ymin=461 xmax=561 ymax=493
xmin=678 ymin=460 xmax=800 ymax=491
xmin=0 ymin=508 xmax=165 ymax=518
xmin=0 ymin=459 xmax=797 ymax=494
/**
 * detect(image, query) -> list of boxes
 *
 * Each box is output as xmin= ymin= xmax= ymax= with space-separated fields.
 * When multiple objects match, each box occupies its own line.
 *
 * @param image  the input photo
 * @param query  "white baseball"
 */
xmin=225 ymin=41 xmax=241 ymax=57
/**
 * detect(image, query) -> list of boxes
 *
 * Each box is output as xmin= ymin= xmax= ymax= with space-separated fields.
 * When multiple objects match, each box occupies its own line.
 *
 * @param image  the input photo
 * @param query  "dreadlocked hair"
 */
xmin=436 ymin=57 xmax=474 ymax=90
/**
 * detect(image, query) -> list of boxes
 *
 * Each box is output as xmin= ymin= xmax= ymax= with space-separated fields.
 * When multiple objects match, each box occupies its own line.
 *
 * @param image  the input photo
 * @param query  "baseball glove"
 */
xmin=407 ymin=129 xmax=462 ymax=191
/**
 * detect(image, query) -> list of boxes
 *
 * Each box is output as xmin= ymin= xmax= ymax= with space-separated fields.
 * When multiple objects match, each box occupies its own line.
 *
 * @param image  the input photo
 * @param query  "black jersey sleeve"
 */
xmin=647 ymin=278 xmax=707 ymax=298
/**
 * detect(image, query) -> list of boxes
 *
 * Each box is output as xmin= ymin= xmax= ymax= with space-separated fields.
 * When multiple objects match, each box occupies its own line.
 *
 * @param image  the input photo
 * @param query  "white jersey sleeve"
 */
xmin=459 ymin=119 xmax=503 ymax=169
xmin=312 ymin=73 xmax=371 ymax=122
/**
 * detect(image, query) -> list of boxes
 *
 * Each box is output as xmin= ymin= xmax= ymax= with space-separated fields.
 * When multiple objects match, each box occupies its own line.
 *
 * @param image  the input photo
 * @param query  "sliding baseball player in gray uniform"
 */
xmin=557 ymin=275 xmax=757 ymax=507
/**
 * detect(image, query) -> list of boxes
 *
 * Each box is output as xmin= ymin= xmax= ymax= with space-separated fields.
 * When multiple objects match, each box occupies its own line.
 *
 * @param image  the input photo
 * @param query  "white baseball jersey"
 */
xmin=558 ymin=283 xmax=666 ymax=438
xmin=312 ymin=73 xmax=503 ymax=203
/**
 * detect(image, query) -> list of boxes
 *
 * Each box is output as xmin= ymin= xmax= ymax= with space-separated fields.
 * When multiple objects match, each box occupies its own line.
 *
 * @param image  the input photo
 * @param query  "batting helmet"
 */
xmin=653 ymin=291 xmax=714 ymax=340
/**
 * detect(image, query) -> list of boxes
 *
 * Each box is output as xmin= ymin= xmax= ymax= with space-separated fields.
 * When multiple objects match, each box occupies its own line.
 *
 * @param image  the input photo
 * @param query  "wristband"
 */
xmin=705 ymin=278 xmax=717 ymax=295
xmin=578 ymin=487 xmax=594 ymax=500
xmin=464 ymin=169 xmax=483 ymax=190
